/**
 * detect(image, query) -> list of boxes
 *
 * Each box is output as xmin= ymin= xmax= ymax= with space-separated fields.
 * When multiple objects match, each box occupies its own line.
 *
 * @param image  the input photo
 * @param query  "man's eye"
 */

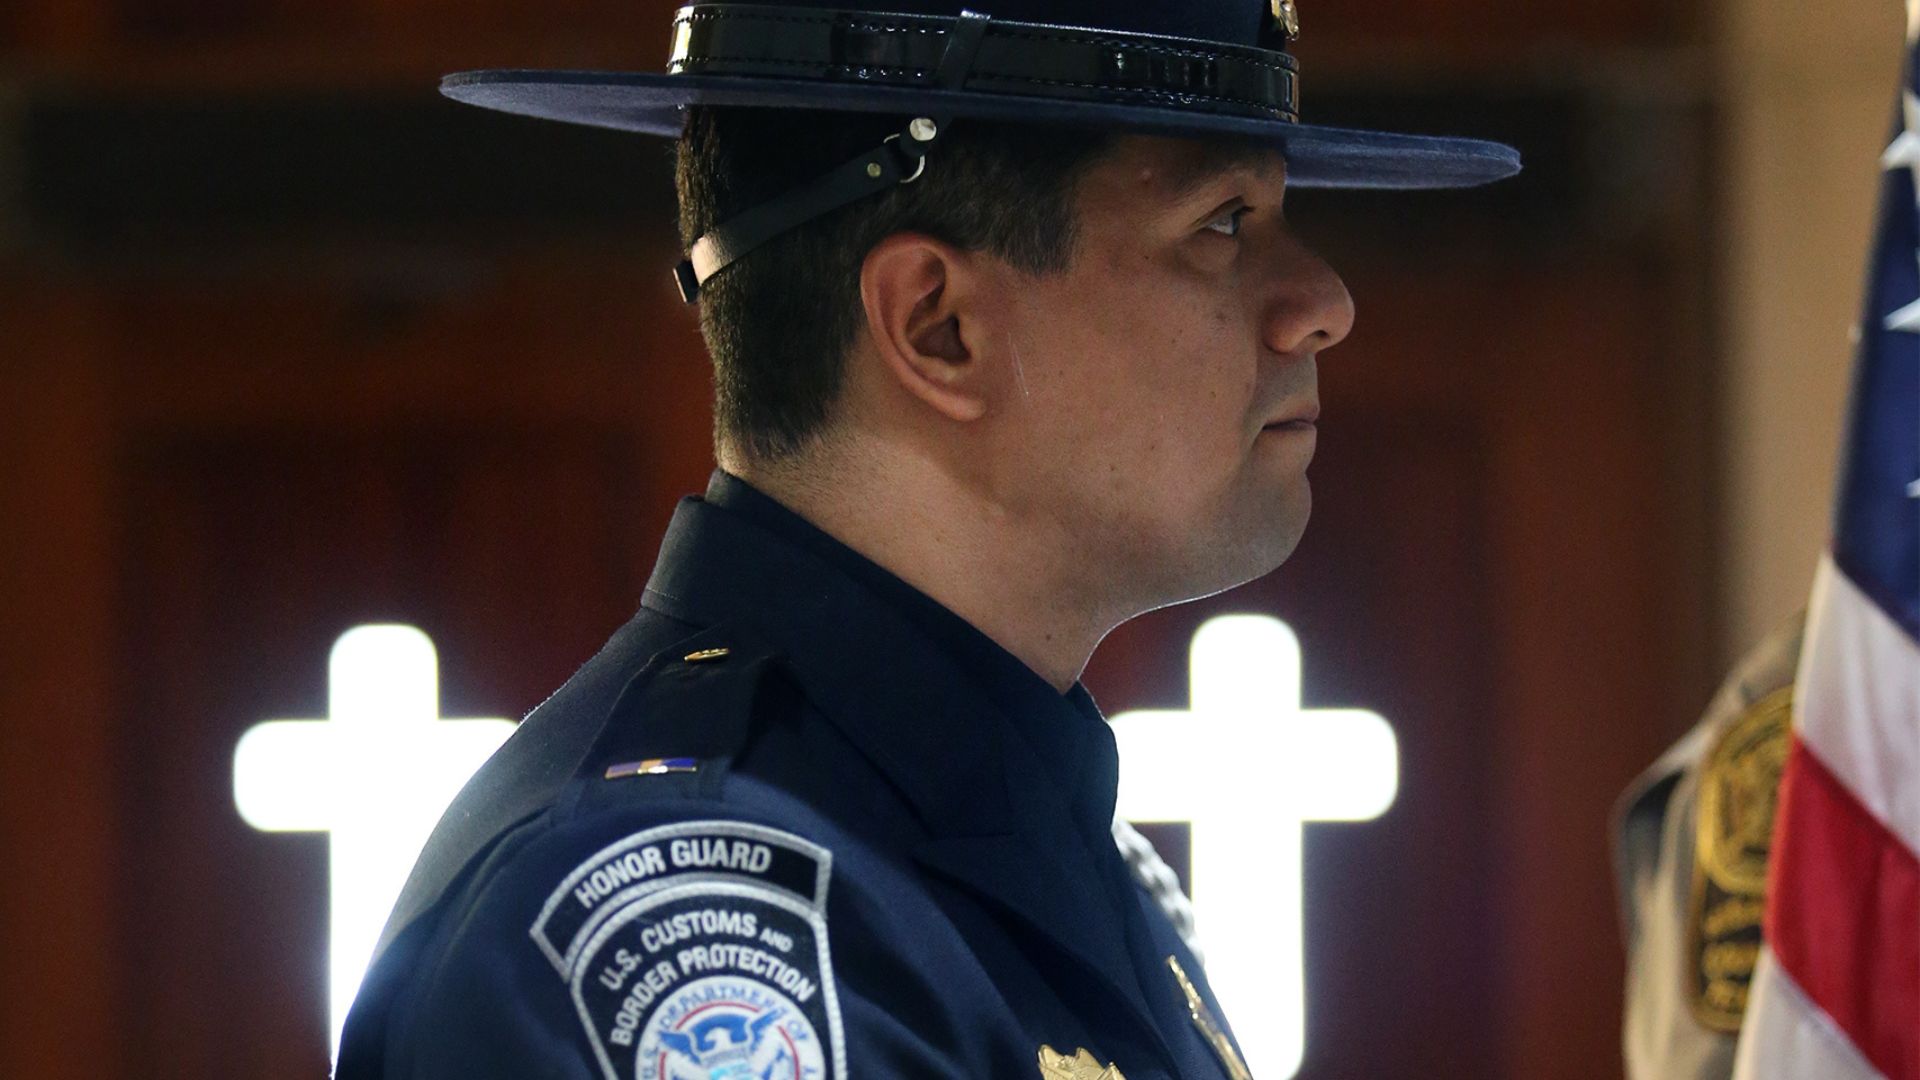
xmin=1204 ymin=204 xmax=1254 ymax=237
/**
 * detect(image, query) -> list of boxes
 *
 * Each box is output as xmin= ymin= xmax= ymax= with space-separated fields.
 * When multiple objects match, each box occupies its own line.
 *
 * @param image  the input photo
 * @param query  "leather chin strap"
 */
xmin=673 ymin=8 xmax=994 ymax=303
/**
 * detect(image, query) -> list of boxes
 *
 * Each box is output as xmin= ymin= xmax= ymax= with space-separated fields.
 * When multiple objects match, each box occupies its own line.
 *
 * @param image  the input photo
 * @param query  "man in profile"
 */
xmin=334 ymin=2 xmax=1519 ymax=1076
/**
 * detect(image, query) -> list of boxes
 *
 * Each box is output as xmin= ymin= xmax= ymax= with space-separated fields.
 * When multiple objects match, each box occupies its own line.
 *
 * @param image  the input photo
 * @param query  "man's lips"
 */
xmin=1260 ymin=406 xmax=1320 ymax=430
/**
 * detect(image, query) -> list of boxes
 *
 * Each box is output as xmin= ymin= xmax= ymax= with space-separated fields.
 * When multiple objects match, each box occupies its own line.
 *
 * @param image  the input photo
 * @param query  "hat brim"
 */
xmin=441 ymin=69 xmax=1520 ymax=191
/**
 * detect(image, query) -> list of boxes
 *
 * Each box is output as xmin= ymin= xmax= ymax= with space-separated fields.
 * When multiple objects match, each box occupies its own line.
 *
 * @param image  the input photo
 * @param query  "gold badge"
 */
xmin=1270 ymin=0 xmax=1300 ymax=40
xmin=1037 ymin=1045 xmax=1126 ymax=1080
xmin=1167 ymin=956 xmax=1253 ymax=1080
xmin=1687 ymin=686 xmax=1792 ymax=1031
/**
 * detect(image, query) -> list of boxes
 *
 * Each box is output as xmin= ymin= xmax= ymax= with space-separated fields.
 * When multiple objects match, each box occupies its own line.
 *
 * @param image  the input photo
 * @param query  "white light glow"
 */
xmin=1111 ymin=614 xmax=1399 ymax=1080
xmin=233 ymin=625 xmax=515 ymax=1056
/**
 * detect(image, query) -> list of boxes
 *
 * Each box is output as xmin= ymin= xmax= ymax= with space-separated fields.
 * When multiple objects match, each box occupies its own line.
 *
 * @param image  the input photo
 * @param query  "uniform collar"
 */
xmin=642 ymin=471 xmax=1121 ymax=844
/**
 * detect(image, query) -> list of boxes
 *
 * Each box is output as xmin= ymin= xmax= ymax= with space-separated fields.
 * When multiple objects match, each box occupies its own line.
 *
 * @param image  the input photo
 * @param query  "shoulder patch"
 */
xmin=1687 ymin=686 xmax=1792 ymax=1032
xmin=530 ymin=820 xmax=846 ymax=1080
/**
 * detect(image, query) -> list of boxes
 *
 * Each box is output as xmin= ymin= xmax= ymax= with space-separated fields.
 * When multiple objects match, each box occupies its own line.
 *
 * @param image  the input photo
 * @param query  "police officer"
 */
xmin=335 ymin=2 xmax=1519 ymax=1077
xmin=1615 ymin=614 xmax=1802 ymax=1080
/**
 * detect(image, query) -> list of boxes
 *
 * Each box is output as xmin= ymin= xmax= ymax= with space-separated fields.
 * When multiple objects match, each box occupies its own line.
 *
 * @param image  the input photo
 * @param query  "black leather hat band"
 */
xmin=670 ymin=5 xmax=1302 ymax=303
xmin=669 ymin=3 xmax=1300 ymax=123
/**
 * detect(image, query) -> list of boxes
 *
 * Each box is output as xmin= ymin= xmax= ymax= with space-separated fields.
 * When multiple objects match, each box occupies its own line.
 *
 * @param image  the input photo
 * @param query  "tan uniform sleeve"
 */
xmin=1614 ymin=612 xmax=1804 ymax=1080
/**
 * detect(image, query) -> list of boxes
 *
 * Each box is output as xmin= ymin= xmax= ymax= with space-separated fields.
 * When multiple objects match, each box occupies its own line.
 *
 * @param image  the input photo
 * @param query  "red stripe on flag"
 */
xmin=1764 ymin=737 xmax=1920 ymax=1080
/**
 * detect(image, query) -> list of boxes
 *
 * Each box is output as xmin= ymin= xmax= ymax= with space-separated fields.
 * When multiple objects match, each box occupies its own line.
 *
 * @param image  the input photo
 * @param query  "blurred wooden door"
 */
xmin=0 ymin=0 xmax=1716 ymax=1066
xmin=2 ymin=251 xmax=714 ymax=1077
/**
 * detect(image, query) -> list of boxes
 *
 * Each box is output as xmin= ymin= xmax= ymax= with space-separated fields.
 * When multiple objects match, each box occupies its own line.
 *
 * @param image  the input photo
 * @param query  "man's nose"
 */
xmin=1265 ymin=235 xmax=1355 ymax=356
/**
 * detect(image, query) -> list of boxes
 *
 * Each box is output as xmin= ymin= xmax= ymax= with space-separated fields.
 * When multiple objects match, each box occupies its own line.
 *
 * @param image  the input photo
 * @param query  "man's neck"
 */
xmin=724 ymin=443 xmax=1113 ymax=692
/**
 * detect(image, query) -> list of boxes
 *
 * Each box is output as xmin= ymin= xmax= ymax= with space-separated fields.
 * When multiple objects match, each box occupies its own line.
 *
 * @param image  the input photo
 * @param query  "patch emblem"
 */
xmin=1687 ymin=686 xmax=1792 ymax=1032
xmin=532 ymin=821 xmax=845 ymax=1080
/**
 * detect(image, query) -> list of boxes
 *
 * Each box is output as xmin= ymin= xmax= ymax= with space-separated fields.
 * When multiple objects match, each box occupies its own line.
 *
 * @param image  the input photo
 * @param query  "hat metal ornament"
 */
xmin=1272 ymin=0 xmax=1300 ymax=41
xmin=439 ymin=0 xmax=1520 ymax=302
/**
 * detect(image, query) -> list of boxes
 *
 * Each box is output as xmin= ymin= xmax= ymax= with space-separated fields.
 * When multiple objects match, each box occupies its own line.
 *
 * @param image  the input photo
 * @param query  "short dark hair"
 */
xmin=674 ymin=106 xmax=1118 ymax=461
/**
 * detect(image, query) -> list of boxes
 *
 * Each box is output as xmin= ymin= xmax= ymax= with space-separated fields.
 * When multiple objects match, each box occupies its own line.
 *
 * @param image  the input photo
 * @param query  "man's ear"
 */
xmin=857 ymin=232 xmax=992 ymax=423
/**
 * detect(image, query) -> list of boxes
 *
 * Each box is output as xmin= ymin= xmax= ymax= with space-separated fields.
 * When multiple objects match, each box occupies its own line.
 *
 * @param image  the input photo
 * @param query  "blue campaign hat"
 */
xmin=441 ymin=0 xmax=1521 ymax=301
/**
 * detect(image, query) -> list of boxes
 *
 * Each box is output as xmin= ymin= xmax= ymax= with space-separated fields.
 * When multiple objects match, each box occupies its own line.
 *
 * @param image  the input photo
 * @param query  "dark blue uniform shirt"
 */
xmin=335 ymin=471 xmax=1246 ymax=1079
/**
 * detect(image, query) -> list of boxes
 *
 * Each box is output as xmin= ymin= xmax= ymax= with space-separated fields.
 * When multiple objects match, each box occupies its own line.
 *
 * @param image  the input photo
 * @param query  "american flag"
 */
xmin=1729 ymin=10 xmax=1920 ymax=1080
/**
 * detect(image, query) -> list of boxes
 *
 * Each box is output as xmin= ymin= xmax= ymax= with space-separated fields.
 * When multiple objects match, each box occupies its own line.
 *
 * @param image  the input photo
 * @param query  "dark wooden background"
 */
xmin=1 ymin=1 xmax=1722 ymax=1077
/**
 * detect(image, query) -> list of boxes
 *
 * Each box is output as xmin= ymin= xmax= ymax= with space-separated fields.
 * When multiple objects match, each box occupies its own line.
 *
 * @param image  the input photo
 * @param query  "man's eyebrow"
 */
xmin=1162 ymin=141 xmax=1287 ymax=206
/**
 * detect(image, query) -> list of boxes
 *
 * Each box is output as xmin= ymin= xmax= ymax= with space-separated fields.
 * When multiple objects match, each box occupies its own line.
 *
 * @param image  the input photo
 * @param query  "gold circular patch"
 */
xmin=1686 ymin=685 xmax=1792 ymax=1031
xmin=1696 ymin=688 xmax=1792 ymax=894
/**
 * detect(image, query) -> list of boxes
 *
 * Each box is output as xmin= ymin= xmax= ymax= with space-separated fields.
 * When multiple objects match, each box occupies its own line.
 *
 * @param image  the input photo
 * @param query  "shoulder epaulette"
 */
xmin=562 ymin=625 xmax=792 ymax=814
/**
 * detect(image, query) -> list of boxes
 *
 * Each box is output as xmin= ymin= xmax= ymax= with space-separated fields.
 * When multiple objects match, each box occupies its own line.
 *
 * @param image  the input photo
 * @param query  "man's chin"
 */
xmin=1228 ymin=493 xmax=1311 ymax=582
xmin=1239 ymin=523 xmax=1307 ymax=586
xmin=1146 ymin=515 xmax=1309 ymax=610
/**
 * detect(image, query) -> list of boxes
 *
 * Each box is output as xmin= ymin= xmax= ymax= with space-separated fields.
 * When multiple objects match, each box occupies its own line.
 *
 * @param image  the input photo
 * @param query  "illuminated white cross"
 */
xmin=232 ymin=625 xmax=516 ymax=1056
xmin=1111 ymin=614 xmax=1399 ymax=1080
